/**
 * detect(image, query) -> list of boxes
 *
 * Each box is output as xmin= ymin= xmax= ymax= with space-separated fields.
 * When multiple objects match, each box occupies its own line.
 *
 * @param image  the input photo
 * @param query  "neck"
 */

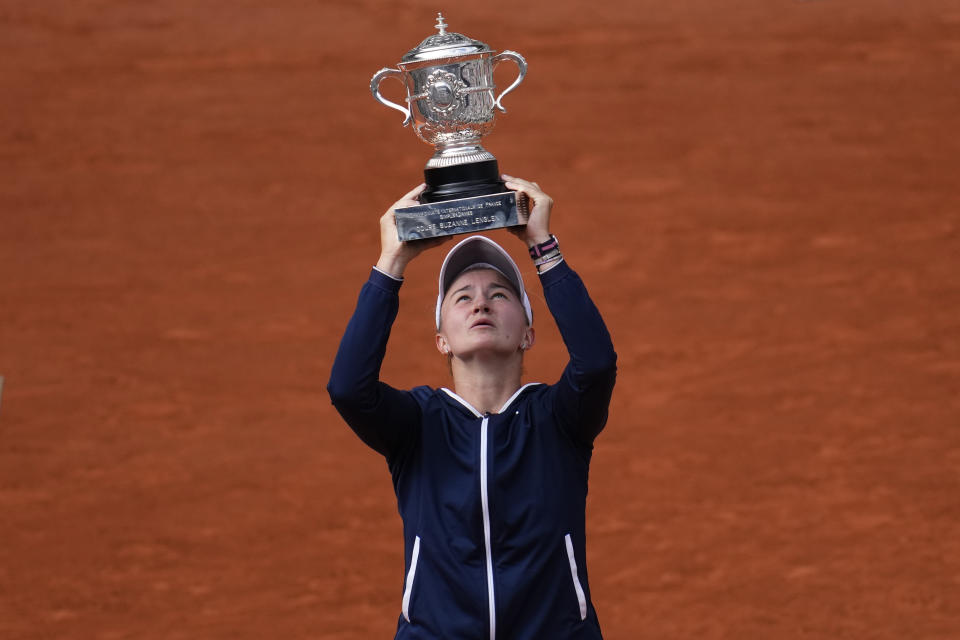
xmin=450 ymin=353 xmax=523 ymax=415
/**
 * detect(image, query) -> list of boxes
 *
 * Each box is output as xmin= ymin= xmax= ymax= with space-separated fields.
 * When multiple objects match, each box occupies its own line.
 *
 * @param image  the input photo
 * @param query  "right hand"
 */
xmin=502 ymin=175 xmax=554 ymax=248
xmin=375 ymin=184 xmax=449 ymax=278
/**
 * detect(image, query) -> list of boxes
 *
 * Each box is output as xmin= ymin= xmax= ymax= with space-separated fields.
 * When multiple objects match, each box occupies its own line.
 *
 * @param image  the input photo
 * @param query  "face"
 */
xmin=436 ymin=268 xmax=534 ymax=360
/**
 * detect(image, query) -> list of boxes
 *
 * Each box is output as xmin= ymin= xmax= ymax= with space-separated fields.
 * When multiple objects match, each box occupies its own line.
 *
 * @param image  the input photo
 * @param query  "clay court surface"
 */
xmin=2 ymin=1 xmax=959 ymax=638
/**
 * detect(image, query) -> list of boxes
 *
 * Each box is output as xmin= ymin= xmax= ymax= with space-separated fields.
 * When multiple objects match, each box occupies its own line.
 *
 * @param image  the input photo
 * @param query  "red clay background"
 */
xmin=2 ymin=1 xmax=959 ymax=638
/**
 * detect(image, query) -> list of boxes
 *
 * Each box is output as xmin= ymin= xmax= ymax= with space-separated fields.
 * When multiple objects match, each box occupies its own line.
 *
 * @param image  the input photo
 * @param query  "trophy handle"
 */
xmin=371 ymin=67 xmax=412 ymax=126
xmin=491 ymin=50 xmax=527 ymax=113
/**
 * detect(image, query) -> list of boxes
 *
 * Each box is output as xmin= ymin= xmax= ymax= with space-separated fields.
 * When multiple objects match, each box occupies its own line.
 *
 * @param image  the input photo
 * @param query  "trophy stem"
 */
xmin=420 ymin=159 xmax=506 ymax=204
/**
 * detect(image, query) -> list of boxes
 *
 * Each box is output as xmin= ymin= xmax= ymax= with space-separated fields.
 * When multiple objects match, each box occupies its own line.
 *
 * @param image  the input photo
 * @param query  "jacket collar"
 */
xmin=441 ymin=383 xmax=542 ymax=417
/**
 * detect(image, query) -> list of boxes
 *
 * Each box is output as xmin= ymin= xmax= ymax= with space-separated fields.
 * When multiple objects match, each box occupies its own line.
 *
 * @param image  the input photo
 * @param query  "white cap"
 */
xmin=436 ymin=236 xmax=533 ymax=329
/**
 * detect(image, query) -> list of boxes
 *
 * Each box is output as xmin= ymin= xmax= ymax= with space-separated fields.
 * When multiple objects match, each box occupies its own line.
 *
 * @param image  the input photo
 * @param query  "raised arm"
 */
xmin=503 ymin=176 xmax=618 ymax=445
xmin=327 ymin=185 xmax=447 ymax=459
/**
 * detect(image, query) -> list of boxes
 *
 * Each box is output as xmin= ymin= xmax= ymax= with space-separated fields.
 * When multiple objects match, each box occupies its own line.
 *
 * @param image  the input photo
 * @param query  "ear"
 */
xmin=436 ymin=333 xmax=450 ymax=355
xmin=520 ymin=327 xmax=536 ymax=351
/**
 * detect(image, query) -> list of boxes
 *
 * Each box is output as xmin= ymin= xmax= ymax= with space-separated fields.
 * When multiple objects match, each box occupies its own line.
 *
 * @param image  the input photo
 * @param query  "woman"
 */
xmin=327 ymin=176 xmax=617 ymax=639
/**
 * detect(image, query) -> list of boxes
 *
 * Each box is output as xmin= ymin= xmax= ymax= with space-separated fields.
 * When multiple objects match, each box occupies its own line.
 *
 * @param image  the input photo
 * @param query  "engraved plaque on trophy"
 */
xmin=371 ymin=13 xmax=529 ymax=241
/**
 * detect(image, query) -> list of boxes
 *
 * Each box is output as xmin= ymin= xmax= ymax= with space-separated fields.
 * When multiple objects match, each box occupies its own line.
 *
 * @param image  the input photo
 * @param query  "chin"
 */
xmin=460 ymin=341 xmax=519 ymax=358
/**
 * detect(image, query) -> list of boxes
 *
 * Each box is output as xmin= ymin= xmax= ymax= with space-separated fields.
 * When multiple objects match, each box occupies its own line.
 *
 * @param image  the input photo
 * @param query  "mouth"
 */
xmin=470 ymin=318 xmax=495 ymax=329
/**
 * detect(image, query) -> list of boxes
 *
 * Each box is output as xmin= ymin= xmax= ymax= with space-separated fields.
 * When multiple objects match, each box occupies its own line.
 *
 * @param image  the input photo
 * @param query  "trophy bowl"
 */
xmin=371 ymin=13 xmax=527 ymax=207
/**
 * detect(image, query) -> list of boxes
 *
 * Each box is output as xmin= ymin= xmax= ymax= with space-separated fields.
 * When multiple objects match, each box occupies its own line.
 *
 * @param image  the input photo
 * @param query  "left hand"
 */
xmin=502 ymin=175 xmax=553 ymax=247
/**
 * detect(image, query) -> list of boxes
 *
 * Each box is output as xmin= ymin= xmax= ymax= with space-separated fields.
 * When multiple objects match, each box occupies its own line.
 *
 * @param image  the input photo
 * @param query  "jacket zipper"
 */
xmin=480 ymin=415 xmax=496 ymax=640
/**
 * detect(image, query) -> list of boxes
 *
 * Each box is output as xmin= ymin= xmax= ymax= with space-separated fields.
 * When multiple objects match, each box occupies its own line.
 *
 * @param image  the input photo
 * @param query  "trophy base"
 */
xmin=395 ymin=191 xmax=529 ymax=242
xmin=420 ymin=159 xmax=506 ymax=203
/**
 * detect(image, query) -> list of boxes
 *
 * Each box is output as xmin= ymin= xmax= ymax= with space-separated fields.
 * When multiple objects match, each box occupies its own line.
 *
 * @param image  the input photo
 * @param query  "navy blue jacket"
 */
xmin=327 ymin=260 xmax=617 ymax=640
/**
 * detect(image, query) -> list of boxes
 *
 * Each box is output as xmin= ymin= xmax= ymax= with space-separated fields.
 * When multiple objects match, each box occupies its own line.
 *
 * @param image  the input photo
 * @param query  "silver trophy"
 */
xmin=371 ymin=13 xmax=529 ymax=241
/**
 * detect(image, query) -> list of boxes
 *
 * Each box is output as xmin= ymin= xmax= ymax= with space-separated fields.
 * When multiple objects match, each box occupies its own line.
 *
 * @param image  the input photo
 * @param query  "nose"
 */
xmin=473 ymin=296 xmax=490 ymax=313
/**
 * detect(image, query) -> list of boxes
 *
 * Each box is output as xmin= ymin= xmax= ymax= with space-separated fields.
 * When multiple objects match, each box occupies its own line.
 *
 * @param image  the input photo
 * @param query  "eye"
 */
xmin=492 ymin=292 xmax=507 ymax=300
xmin=456 ymin=294 xmax=471 ymax=303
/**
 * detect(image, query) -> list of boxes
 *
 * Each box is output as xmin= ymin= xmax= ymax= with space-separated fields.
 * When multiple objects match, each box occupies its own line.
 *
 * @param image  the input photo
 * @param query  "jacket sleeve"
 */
xmin=540 ymin=260 xmax=618 ymax=446
xmin=326 ymin=268 xmax=421 ymax=459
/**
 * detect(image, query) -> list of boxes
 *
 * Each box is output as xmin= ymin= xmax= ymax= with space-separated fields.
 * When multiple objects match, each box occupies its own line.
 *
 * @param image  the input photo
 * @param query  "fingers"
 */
xmin=502 ymin=174 xmax=553 ymax=209
xmin=398 ymin=183 xmax=427 ymax=204
xmin=502 ymin=174 xmax=552 ymax=210
xmin=385 ymin=183 xmax=426 ymax=220
xmin=501 ymin=174 xmax=553 ymax=245
xmin=501 ymin=174 xmax=543 ymax=195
